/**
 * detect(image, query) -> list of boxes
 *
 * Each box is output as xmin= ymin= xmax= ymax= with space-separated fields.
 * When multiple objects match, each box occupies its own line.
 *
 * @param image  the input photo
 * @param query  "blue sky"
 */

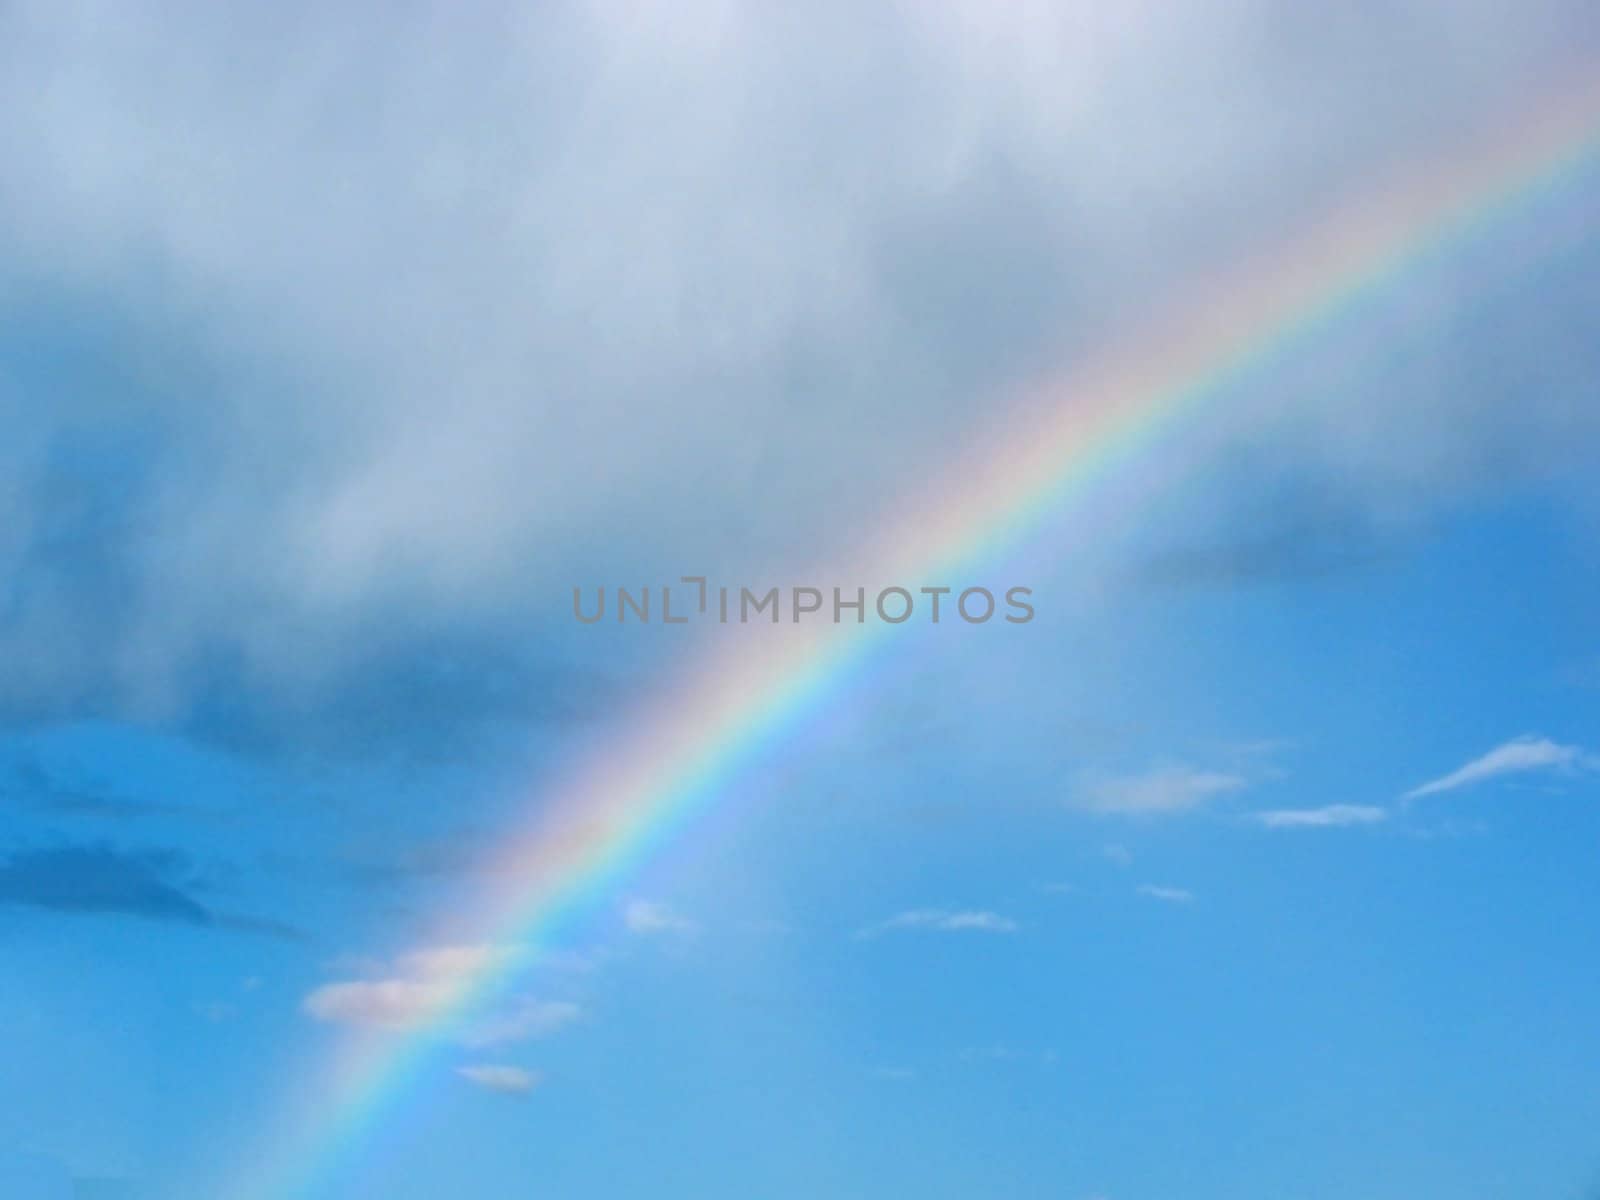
xmin=2 ymin=4 xmax=1600 ymax=1199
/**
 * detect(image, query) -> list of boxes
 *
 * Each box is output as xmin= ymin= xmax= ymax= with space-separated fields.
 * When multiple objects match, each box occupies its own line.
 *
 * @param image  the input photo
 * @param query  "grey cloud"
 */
xmin=0 ymin=844 xmax=300 ymax=937
xmin=0 ymin=845 xmax=211 ymax=923
xmin=1130 ymin=515 xmax=1401 ymax=591
xmin=0 ymin=2 xmax=1596 ymax=736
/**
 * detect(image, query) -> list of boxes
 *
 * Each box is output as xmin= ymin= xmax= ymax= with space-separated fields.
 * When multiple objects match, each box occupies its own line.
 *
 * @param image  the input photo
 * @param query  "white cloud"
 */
xmin=858 ymin=909 xmax=1018 ymax=938
xmin=1076 ymin=767 xmax=1246 ymax=815
xmin=1137 ymin=885 xmax=1194 ymax=904
xmin=303 ymin=978 xmax=456 ymax=1032
xmin=303 ymin=943 xmax=581 ymax=1042
xmin=623 ymin=899 xmax=698 ymax=936
xmin=1101 ymin=844 xmax=1134 ymax=867
xmin=1253 ymin=804 xmax=1388 ymax=828
xmin=0 ymin=3 xmax=1595 ymax=728
xmin=457 ymin=1064 xmax=540 ymax=1096
xmin=1404 ymin=735 xmax=1595 ymax=799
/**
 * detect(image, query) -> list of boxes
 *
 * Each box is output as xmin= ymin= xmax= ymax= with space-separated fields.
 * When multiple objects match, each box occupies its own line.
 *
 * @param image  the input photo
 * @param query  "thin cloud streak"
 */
xmin=457 ymin=1065 xmax=540 ymax=1096
xmin=1404 ymin=735 xmax=1595 ymax=799
xmin=1076 ymin=767 xmax=1246 ymax=815
xmin=857 ymin=909 xmax=1019 ymax=938
xmin=1137 ymin=885 xmax=1194 ymax=904
xmin=1253 ymin=804 xmax=1388 ymax=828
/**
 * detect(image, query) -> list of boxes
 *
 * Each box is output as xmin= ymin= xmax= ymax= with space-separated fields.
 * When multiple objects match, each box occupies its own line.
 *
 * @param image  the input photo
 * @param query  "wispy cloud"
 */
xmin=303 ymin=978 xmax=456 ymax=1032
xmin=1137 ymin=885 xmax=1194 ymax=904
xmin=0 ymin=845 xmax=211 ymax=923
xmin=457 ymin=1064 xmax=540 ymax=1096
xmin=1076 ymin=767 xmax=1246 ymax=816
xmin=1403 ymin=735 xmax=1595 ymax=799
xmin=0 ymin=844 xmax=296 ymax=937
xmin=303 ymin=943 xmax=581 ymax=1041
xmin=1252 ymin=804 xmax=1387 ymax=828
xmin=623 ymin=899 xmax=697 ymax=936
xmin=857 ymin=909 xmax=1018 ymax=938
xmin=1132 ymin=517 xmax=1393 ymax=590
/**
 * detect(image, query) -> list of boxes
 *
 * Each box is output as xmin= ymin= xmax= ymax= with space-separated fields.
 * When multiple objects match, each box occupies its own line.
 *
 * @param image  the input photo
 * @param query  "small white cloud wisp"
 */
xmin=1404 ymin=735 xmax=1595 ymax=799
xmin=1076 ymin=767 xmax=1247 ymax=816
xmin=457 ymin=1064 xmax=541 ymax=1096
xmin=1253 ymin=804 xmax=1388 ymax=828
xmin=857 ymin=909 xmax=1019 ymax=938
xmin=302 ymin=944 xmax=580 ymax=1045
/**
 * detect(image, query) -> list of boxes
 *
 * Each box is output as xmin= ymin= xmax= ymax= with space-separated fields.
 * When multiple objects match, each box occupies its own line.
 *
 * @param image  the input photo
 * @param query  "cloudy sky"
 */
xmin=2 ymin=4 xmax=1599 ymax=1198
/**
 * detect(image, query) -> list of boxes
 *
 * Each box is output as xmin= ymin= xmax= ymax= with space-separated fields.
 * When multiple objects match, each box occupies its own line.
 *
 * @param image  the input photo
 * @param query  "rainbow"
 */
xmin=243 ymin=74 xmax=1600 ymax=1198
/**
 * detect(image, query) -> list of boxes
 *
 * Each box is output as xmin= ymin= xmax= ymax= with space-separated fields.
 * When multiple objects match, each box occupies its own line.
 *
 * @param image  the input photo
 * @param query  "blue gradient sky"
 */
xmin=2 ymin=5 xmax=1599 ymax=1199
